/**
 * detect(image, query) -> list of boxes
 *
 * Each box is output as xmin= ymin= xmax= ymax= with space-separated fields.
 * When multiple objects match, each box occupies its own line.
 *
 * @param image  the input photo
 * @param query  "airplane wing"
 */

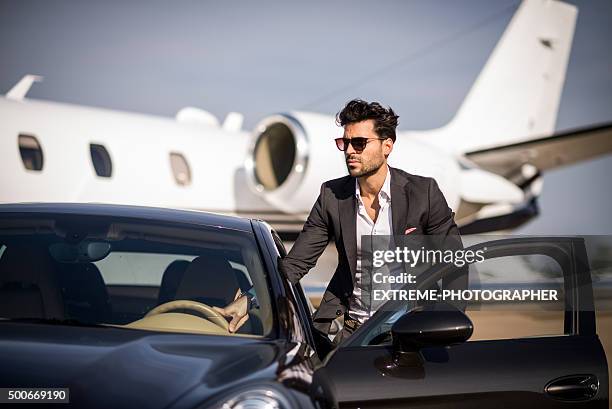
xmin=465 ymin=122 xmax=612 ymax=178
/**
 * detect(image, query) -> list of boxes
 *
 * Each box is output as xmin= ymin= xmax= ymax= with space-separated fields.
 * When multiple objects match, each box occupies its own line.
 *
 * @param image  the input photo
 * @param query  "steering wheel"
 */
xmin=145 ymin=300 xmax=229 ymax=331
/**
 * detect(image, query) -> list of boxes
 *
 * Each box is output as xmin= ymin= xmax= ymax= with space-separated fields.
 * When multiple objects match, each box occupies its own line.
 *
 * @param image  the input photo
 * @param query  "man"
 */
xmin=216 ymin=99 xmax=461 ymax=340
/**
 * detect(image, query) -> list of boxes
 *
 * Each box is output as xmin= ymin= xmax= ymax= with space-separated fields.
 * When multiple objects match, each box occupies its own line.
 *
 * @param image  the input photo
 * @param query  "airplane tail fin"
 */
xmin=5 ymin=75 xmax=43 ymax=101
xmin=429 ymin=0 xmax=578 ymax=154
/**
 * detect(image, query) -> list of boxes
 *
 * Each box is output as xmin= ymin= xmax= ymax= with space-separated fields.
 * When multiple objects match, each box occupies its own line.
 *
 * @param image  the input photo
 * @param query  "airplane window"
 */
xmin=90 ymin=144 xmax=112 ymax=178
xmin=169 ymin=152 xmax=192 ymax=186
xmin=18 ymin=134 xmax=44 ymax=171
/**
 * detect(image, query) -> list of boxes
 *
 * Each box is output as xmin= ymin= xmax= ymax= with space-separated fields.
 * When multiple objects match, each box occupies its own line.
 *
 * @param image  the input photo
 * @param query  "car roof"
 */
xmin=0 ymin=203 xmax=253 ymax=233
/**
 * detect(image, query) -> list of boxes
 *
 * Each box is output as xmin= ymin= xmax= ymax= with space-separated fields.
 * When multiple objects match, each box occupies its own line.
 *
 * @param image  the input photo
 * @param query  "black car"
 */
xmin=0 ymin=203 xmax=607 ymax=408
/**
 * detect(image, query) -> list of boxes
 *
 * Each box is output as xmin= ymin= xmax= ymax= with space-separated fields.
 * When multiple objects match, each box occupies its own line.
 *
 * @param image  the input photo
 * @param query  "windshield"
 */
xmin=0 ymin=214 xmax=273 ymax=337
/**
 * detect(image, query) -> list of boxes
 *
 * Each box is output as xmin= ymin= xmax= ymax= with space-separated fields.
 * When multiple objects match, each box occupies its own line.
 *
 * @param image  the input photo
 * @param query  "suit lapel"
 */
xmin=390 ymin=167 xmax=409 ymax=236
xmin=338 ymin=177 xmax=357 ymax=281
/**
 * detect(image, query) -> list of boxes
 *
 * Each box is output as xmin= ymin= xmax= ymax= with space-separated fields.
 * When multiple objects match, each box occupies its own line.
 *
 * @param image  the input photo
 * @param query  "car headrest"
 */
xmin=0 ymin=244 xmax=64 ymax=318
xmin=57 ymin=262 xmax=111 ymax=322
xmin=0 ymin=245 xmax=57 ymax=286
xmin=158 ymin=259 xmax=190 ymax=305
xmin=175 ymin=255 xmax=239 ymax=307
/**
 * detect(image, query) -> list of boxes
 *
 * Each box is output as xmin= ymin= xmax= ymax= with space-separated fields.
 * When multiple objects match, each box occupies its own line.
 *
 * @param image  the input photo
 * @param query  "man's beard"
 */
xmin=346 ymin=155 xmax=385 ymax=178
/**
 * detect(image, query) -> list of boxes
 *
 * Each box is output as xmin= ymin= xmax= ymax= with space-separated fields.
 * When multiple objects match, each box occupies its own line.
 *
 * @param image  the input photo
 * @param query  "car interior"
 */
xmin=0 ymin=218 xmax=272 ymax=337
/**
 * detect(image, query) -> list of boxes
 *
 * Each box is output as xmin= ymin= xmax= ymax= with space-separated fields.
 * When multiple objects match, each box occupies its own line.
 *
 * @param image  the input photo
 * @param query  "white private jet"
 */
xmin=1 ymin=0 xmax=611 ymax=239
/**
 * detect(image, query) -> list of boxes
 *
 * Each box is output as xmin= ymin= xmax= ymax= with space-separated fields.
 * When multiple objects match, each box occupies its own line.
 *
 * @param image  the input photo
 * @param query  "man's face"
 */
xmin=343 ymin=119 xmax=393 ymax=178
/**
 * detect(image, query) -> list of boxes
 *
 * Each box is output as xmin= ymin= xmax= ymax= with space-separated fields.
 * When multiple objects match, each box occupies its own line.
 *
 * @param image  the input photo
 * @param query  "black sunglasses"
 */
xmin=335 ymin=137 xmax=386 ymax=152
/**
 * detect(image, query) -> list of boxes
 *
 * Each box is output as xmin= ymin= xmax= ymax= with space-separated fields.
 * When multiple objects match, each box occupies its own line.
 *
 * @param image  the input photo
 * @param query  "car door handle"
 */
xmin=545 ymin=375 xmax=599 ymax=401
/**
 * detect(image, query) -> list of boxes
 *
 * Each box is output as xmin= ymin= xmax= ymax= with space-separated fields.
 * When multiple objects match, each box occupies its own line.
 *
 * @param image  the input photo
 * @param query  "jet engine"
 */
xmin=245 ymin=112 xmax=346 ymax=214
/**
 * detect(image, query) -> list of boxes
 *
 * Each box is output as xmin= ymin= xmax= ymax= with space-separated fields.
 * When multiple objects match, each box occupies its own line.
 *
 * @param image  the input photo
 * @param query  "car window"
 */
xmin=354 ymin=236 xmax=568 ymax=346
xmin=0 ymin=216 xmax=273 ymax=337
xmin=465 ymin=254 xmax=564 ymax=340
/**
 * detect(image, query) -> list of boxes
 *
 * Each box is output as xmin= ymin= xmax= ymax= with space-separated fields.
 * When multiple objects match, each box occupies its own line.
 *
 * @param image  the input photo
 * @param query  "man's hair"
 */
xmin=335 ymin=99 xmax=399 ymax=142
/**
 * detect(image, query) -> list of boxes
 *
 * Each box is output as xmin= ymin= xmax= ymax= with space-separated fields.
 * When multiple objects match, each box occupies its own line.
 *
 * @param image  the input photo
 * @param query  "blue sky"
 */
xmin=0 ymin=0 xmax=610 ymax=233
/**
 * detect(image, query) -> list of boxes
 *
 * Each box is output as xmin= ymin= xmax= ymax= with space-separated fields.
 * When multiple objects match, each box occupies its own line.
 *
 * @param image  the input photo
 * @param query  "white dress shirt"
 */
xmin=349 ymin=166 xmax=395 ymax=324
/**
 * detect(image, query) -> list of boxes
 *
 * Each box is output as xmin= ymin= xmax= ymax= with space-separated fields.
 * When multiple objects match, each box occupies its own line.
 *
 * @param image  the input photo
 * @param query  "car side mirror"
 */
xmin=391 ymin=303 xmax=473 ymax=364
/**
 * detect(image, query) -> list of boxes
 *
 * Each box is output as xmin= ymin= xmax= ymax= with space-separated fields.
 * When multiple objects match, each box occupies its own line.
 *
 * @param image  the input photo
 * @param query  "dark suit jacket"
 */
xmin=279 ymin=166 xmax=461 ymax=334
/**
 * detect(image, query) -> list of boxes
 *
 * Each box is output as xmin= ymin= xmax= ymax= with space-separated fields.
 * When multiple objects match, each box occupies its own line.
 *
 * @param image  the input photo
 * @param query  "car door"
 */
xmin=320 ymin=237 xmax=608 ymax=408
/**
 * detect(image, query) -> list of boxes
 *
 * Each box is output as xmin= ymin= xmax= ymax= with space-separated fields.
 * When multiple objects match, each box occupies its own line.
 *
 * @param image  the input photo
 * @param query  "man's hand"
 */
xmin=213 ymin=292 xmax=249 ymax=333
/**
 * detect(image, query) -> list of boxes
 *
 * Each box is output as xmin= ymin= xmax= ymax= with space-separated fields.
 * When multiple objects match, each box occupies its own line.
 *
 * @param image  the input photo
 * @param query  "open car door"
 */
xmin=320 ymin=237 xmax=608 ymax=408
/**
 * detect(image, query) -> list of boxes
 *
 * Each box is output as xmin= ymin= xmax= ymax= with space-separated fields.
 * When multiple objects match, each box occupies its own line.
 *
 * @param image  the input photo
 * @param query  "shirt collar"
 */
xmin=355 ymin=166 xmax=392 ymax=203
